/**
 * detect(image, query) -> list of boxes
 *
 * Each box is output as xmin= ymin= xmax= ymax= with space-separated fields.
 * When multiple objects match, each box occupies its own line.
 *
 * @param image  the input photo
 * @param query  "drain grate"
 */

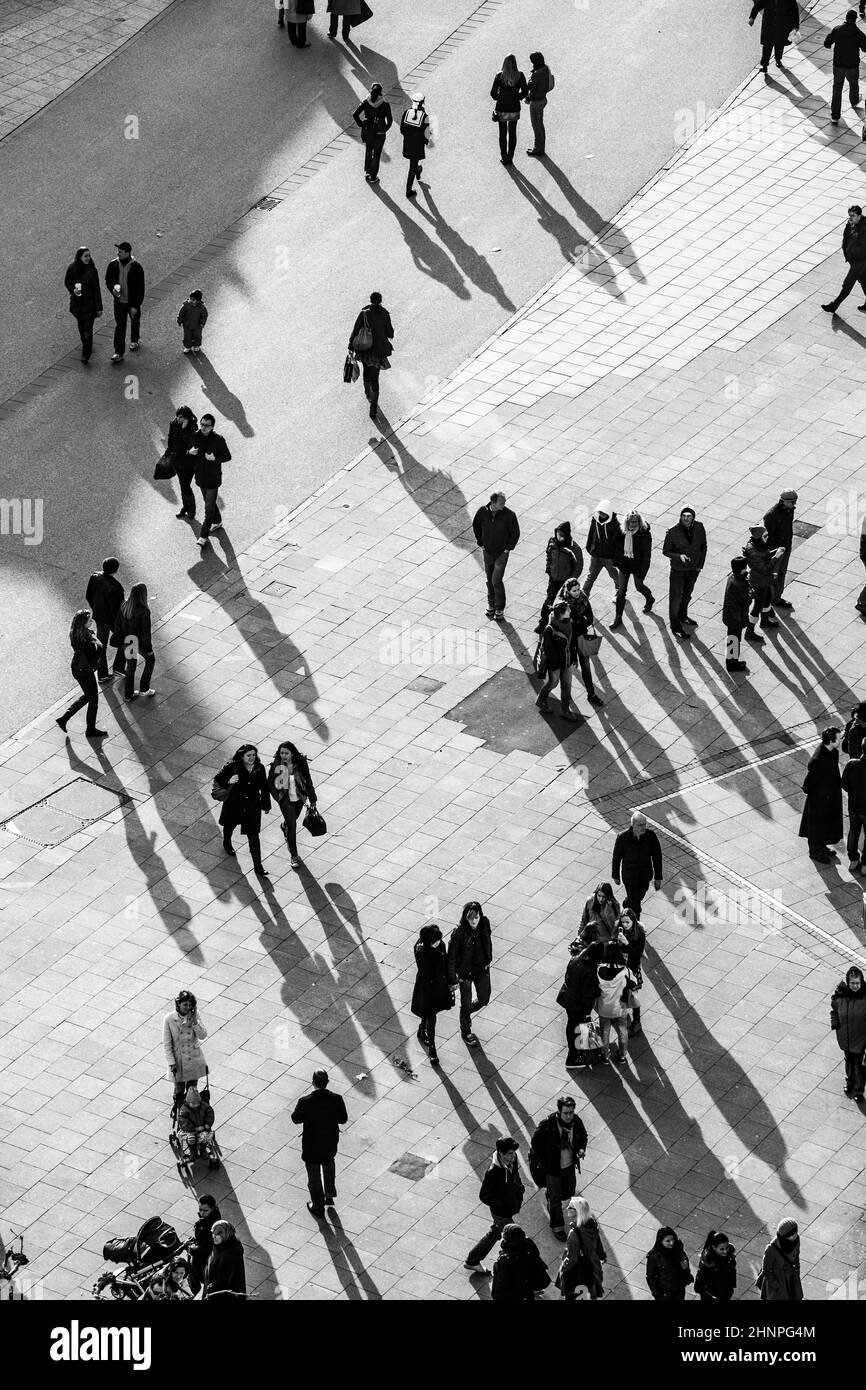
xmin=792 ymin=520 xmax=820 ymax=539
xmin=389 ymin=1152 xmax=436 ymax=1182
xmin=0 ymin=778 xmax=132 ymax=847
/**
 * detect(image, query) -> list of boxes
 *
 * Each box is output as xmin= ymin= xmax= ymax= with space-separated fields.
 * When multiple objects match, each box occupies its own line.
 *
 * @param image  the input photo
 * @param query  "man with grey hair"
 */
xmin=291 ymin=1069 xmax=348 ymax=1219
xmin=611 ymin=812 xmax=663 ymax=918
xmin=472 ymin=490 xmax=520 ymax=620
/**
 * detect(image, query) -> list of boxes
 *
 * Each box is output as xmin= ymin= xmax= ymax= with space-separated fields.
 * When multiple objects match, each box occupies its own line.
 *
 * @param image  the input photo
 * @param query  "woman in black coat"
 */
xmin=189 ymin=1194 xmax=221 ymax=1294
xmin=267 ymin=739 xmax=317 ymax=869
xmin=348 ymin=291 xmax=393 ymax=422
xmin=749 ymin=0 xmax=799 ymax=72
xmin=612 ymin=510 xmax=654 ymax=629
xmin=830 ymin=965 xmax=866 ymax=1100
xmin=56 ymin=609 xmax=107 ymax=739
xmin=202 ymin=1219 xmax=246 ymax=1298
xmin=115 ymin=582 xmax=155 ymax=702
xmin=490 ymin=54 xmax=528 ymax=165
xmin=556 ymin=941 xmax=603 ymax=1066
xmin=213 ymin=744 xmax=272 ymax=876
xmin=411 ymin=924 xmax=453 ymax=1067
xmin=646 ymin=1226 xmax=693 ymax=1301
xmin=64 ymin=246 xmax=103 ymax=363
xmin=159 ymin=405 xmax=198 ymax=519
xmin=694 ymin=1230 xmax=736 ymax=1302
xmin=799 ymin=728 xmax=843 ymax=863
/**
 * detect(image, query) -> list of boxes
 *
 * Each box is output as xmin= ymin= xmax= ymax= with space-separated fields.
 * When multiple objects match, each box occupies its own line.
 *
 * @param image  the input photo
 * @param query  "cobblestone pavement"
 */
xmin=0 ymin=0 xmax=179 ymax=142
xmin=1 ymin=0 xmax=866 ymax=1300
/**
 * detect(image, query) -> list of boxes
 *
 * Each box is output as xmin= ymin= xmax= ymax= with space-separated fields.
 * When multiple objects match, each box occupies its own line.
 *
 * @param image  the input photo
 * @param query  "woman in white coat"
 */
xmin=163 ymin=990 xmax=208 ymax=1102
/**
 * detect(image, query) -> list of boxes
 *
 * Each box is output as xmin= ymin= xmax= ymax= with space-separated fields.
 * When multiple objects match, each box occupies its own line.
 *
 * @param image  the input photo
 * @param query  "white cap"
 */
xmin=411 ymin=92 xmax=425 ymax=103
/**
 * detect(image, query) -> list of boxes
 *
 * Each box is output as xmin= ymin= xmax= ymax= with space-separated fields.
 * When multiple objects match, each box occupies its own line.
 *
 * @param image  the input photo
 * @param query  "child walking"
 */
xmin=177 ymin=289 xmax=208 ymax=354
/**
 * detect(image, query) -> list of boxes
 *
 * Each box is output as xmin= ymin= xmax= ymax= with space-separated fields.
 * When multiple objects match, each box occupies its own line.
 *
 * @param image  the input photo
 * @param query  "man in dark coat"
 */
xmin=348 ymin=291 xmax=393 ymax=421
xmin=823 ymin=8 xmax=866 ymax=120
xmin=464 ymin=1137 xmax=525 ymax=1274
xmin=662 ymin=505 xmax=707 ymax=637
xmin=400 ymin=92 xmax=430 ymax=198
xmin=291 ymin=1069 xmax=349 ymax=1218
xmin=85 ymin=557 xmax=126 ymax=681
xmin=529 ymin=1097 xmax=588 ymax=1239
xmin=830 ymin=965 xmax=866 ymax=1097
xmin=188 ymin=413 xmax=232 ymax=547
xmin=743 ymin=524 xmax=783 ymax=636
xmin=105 ymin=240 xmax=145 ymax=361
xmin=188 ymin=1194 xmax=221 ymax=1295
xmin=841 ymin=740 xmax=866 ymax=871
xmin=763 ymin=489 xmax=798 ymax=609
xmin=822 ymin=205 xmax=866 ymax=313
xmin=611 ymin=812 xmax=663 ymax=918
xmin=799 ymin=728 xmax=843 ymax=863
xmin=535 ymin=521 xmax=583 ymax=632
xmin=472 ymin=491 xmax=520 ymax=620
xmin=447 ymin=903 xmax=493 ymax=1046
xmin=749 ymin=0 xmax=799 ymax=72
xmin=722 ymin=556 xmax=750 ymax=672
xmin=842 ymin=702 xmax=866 ymax=760
xmin=582 ymin=500 xmax=623 ymax=602
xmin=490 ymin=1225 xmax=550 ymax=1301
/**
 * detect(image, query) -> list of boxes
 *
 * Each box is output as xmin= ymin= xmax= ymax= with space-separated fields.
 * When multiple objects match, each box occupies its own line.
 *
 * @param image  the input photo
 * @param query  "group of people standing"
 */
xmin=57 ymin=561 xmax=157 ymax=738
xmin=799 ymin=707 xmax=866 ymax=869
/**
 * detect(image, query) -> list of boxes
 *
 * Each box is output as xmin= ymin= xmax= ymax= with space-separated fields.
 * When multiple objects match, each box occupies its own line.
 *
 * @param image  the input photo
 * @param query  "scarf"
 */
xmin=624 ymin=529 xmax=635 ymax=559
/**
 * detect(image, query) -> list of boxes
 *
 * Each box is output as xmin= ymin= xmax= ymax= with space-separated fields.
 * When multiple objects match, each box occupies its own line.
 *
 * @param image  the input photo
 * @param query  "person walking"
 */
xmin=662 ymin=505 xmax=707 ymax=637
xmin=763 ymin=489 xmax=798 ymax=610
xmin=830 ymin=965 xmax=866 ymax=1099
xmin=188 ymin=413 xmax=232 ymax=545
xmin=353 ymin=83 xmax=392 ymax=184
xmin=447 ymin=901 xmax=493 ymax=1048
xmin=490 ymin=1225 xmax=550 ymax=1301
xmin=177 ymin=290 xmax=208 ymax=355
xmin=555 ymin=940 xmax=603 ymax=1067
xmin=85 ymin=558 xmax=125 ymax=682
xmin=646 ymin=1227 xmax=694 ymax=1301
xmin=291 ymin=1069 xmax=348 ymax=1218
xmin=578 ymin=883 xmax=621 ymax=947
xmin=534 ymin=600 xmax=582 ymax=720
xmin=722 ymin=556 xmax=751 ymax=671
xmin=823 ymin=9 xmax=866 ymax=121
xmin=55 ymin=611 xmax=108 ymax=739
xmin=611 ymin=811 xmax=663 ymax=918
xmin=212 ymin=744 xmax=272 ymax=876
xmin=410 ymin=923 xmax=454 ymax=1067
xmin=472 ymin=491 xmax=520 ymax=620
xmin=348 ymin=291 xmax=393 ymax=421
xmin=267 ymin=739 xmax=317 ymax=869
xmin=115 ymin=582 xmax=155 ymax=701
xmin=282 ymin=0 xmax=314 ymax=46
xmin=822 ymin=205 xmax=866 ymax=313
xmin=490 ymin=54 xmax=527 ymax=166
xmin=524 ymin=51 xmax=553 ymax=156
xmin=464 ymin=1136 xmax=525 ymax=1274
xmin=534 ymin=522 xmax=583 ymax=632
xmin=799 ymin=727 xmax=843 ymax=863
xmin=159 ymin=405 xmax=199 ymax=519
xmin=841 ymin=741 xmax=866 ymax=871
xmin=63 ymin=246 xmax=103 ymax=364
xmin=327 ymin=0 xmax=360 ymax=41
xmin=619 ymin=908 xmax=646 ymax=1037
xmin=529 ymin=1096 xmax=588 ymax=1240
xmin=163 ymin=990 xmax=208 ymax=1105
xmin=105 ymin=240 xmax=145 ymax=362
xmin=202 ymin=1220 xmax=246 ymax=1298
xmin=742 ymin=524 xmax=783 ymax=638
xmin=694 ymin=1231 xmax=737 ymax=1302
xmin=758 ymin=1219 xmax=803 ymax=1301
xmin=582 ymin=500 xmax=623 ymax=604
xmin=400 ymin=92 xmax=430 ymax=198
xmin=596 ymin=943 xmax=636 ymax=1067
xmin=611 ymin=509 xmax=653 ymax=629
xmin=557 ymin=1197 xmax=606 ymax=1300
xmin=188 ymin=1194 xmax=221 ymax=1295
xmin=558 ymin=578 xmax=604 ymax=709
xmin=749 ymin=0 xmax=799 ymax=72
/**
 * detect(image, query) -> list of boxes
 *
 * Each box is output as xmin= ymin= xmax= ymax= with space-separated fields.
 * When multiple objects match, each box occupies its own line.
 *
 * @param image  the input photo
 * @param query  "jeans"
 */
xmin=329 ymin=15 xmax=351 ymax=37
xmin=528 ymin=98 xmax=547 ymax=153
xmin=406 ymin=157 xmax=423 ymax=194
xmin=458 ymin=970 xmax=491 ymax=1036
xmin=760 ymin=37 xmax=785 ymax=68
xmin=176 ymin=466 xmax=196 ymax=517
xmin=847 ymin=811 xmax=866 ymax=862
xmin=199 ymin=486 xmax=222 ymax=538
xmin=113 ymin=301 xmax=140 ymax=355
xmin=600 ymin=1014 xmax=628 ymax=1057
xmin=466 ymin=1212 xmax=510 ymax=1266
xmin=182 ymin=325 xmax=203 ymax=349
xmin=74 ymin=312 xmax=97 ymax=361
xmin=61 ymin=667 xmax=100 ymax=731
xmin=497 ymin=118 xmax=517 ymax=162
xmin=483 ymin=549 xmax=509 ymax=612
xmin=615 ymin=568 xmax=653 ymax=617
xmin=582 ymin=555 xmax=619 ymax=597
xmin=364 ymin=132 xmax=386 ymax=179
xmin=830 ymin=259 xmax=866 ymax=309
xmin=574 ymin=650 xmax=596 ymax=700
xmin=124 ymin=652 xmax=155 ymax=699
xmin=831 ymin=65 xmax=860 ymax=120
xmin=545 ymin=1167 xmax=577 ymax=1231
xmin=305 ymin=1158 xmax=336 ymax=1213
xmin=537 ymin=661 xmax=575 ymax=711
xmin=95 ymin=622 xmax=126 ymax=678
xmin=668 ymin=569 xmax=698 ymax=629
xmin=621 ymin=870 xmax=651 ymax=917
xmin=844 ymin=1049 xmax=865 ymax=1095
xmin=280 ymin=797 xmax=304 ymax=856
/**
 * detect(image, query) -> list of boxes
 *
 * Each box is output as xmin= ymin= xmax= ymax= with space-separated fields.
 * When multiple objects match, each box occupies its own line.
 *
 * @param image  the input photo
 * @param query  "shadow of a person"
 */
xmin=189 ymin=353 xmax=255 ymax=439
xmin=505 ymin=165 xmax=626 ymax=296
xmin=369 ymin=421 xmax=479 ymax=558
xmin=541 ymin=157 xmax=646 ymax=284
xmin=371 ymin=184 xmax=470 ymax=298
xmin=192 ymin=1160 xmax=280 ymax=1299
xmin=416 ymin=186 xmax=517 ymax=312
xmin=320 ymin=1210 xmax=383 ymax=1299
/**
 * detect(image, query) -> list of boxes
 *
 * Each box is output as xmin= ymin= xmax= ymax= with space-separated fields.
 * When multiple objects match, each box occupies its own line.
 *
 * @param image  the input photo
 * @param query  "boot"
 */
xmin=760 ymin=610 xmax=779 ymax=628
xmin=628 ymin=1007 xmax=642 ymax=1037
xmin=744 ymin=623 xmax=764 ymax=643
xmin=609 ymin=600 xmax=625 ymax=631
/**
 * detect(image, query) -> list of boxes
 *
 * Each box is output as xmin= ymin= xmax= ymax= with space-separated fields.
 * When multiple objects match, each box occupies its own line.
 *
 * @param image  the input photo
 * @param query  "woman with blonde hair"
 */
xmin=557 ymin=1196 xmax=606 ymax=1300
xmin=490 ymin=54 xmax=527 ymax=166
xmin=612 ymin=509 xmax=654 ymax=630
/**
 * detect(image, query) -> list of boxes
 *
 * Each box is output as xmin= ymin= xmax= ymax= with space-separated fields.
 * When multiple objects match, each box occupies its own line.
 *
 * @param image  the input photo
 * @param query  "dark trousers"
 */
xmin=760 ymin=37 xmax=785 ymax=68
xmin=281 ymin=798 xmax=303 ymax=856
xmin=808 ymin=837 xmax=830 ymax=856
xmin=574 ymin=649 xmax=596 ymax=699
xmin=364 ymin=132 xmax=386 ymax=178
xmin=458 ymin=970 xmax=491 ymax=1036
xmin=565 ymin=1010 xmax=587 ymax=1054
xmin=405 ymin=157 xmax=423 ymax=194
xmin=483 ymin=549 xmax=509 ymax=612
xmin=615 ymin=568 xmax=653 ymax=617
xmin=831 ymin=65 xmax=860 ymax=119
xmin=182 ymin=325 xmax=203 ymax=349
xmin=725 ymin=627 xmax=743 ymax=665
xmin=771 ymin=551 xmax=789 ymax=603
xmin=362 ymin=363 xmax=380 ymax=403
xmin=287 ymin=21 xmax=308 ymax=44
xmin=583 ymin=554 xmax=620 ymax=597
xmin=844 ymin=1049 xmax=865 ymax=1094
xmin=223 ymin=820 xmax=264 ymax=870
xmin=830 ymin=259 xmax=866 ymax=309
xmin=124 ymin=652 xmax=155 ymax=699
xmin=538 ymin=576 xmax=562 ymax=628
xmin=176 ymin=466 xmax=196 ymax=517
xmin=669 ymin=569 xmax=698 ymax=629
xmin=418 ymin=1015 xmax=437 ymax=1047
xmin=528 ymin=98 xmax=547 ymax=153
xmin=859 ymin=554 xmax=866 ymax=610
xmin=466 ymin=1212 xmax=510 ymax=1266
xmin=622 ymin=870 xmax=651 ymax=917
xmin=75 ymin=313 xmax=97 ymax=361
xmin=847 ymin=811 xmax=866 ymax=862
xmin=62 ymin=667 xmax=99 ymax=731
xmin=113 ymin=301 xmax=140 ymax=355
xmin=497 ymin=119 xmax=517 ymax=162
xmin=749 ymin=585 xmax=773 ymax=622
xmin=305 ymin=1159 xmax=336 ymax=1212
xmin=95 ymin=622 xmax=126 ymax=678
xmin=545 ymin=1166 xmax=577 ymax=1231
xmin=329 ymin=15 xmax=351 ymax=37
xmin=199 ymin=486 xmax=222 ymax=538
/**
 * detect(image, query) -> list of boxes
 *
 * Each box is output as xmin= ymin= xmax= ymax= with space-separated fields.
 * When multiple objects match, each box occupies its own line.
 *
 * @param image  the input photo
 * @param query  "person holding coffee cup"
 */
xmin=63 ymin=247 xmax=103 ymax=364
xmin=105 ymin=240 xmax=146 ymax=362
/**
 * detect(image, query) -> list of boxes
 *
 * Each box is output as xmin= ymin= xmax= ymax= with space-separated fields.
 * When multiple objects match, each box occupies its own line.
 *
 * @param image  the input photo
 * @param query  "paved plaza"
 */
xmin=1 ymin=0 xmax=866 ymax=1300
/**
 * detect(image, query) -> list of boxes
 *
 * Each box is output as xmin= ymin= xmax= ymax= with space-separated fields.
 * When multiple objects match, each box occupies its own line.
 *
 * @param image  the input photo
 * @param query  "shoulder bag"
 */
xmin=352 ymin=311 xmax=373 ymax=353
xmin=154 ymin=454 xmax=176 ymax=481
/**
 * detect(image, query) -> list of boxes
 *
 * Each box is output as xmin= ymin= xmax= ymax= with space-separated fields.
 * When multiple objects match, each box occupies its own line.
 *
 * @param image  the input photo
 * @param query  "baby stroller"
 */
xmin=94 ymin=1216 xmax=192 ymax=1300
xmin=170 ymin=1069 xmax=221 ymax=1183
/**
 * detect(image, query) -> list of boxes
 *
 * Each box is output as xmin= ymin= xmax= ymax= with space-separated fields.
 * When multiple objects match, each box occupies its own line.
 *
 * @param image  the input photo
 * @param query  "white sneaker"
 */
xmin=129 ymin=341 xmax=141 ymax=352
xmin=196 ymin=537 xmax=208 ymax=547
xmin=140 ymin=689 xmax=156 ymax=698
xmin=183 ymin=347 xmax=192 ymax=354
xmin=110 ymin=353 xmax=124 ymax=362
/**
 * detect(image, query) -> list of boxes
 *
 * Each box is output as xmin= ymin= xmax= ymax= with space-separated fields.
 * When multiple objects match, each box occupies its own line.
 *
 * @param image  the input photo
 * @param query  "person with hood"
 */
xmin=64 ymin=246 xmax=103 ymax=364
xmin=823 ymin=8 xmax=866 ymax=121
xmin=596 ymin=943 xmax=636 ymax=1066
xmin=582 ymin=500 xmax=623 ymax=604
xmin=189 ymin=1194 xmax=221 ymax=1294
xmin=743 ymin=524 xmax=783 ymax=637
xmin=158 ymin=404 xmax=199 ymax=519
xmin=411 ymin=923 xmax=453 ymax=1066
xmin=115 ymin=582 xmax=155 ymax=701
xmin=535 ymin=599 xmax=582 ymax=721
xmin=722 ymin=556 xmax=751 ymax=671
xmin=105 ymin=240 xmax=145 ymax=362
xmin=823 ymin=204 xmax=866 ymax=313
xmin=578 ymin=883 xmax=621 ymax=947
xmin=56 ymin=610 xmax=107 ymax=739
xmin=188 ymin=412 xmax=232 ymax=546
xmin=291 ymin=1068 xmax=349 ymax=1218
xmin=490 ymin=1224 xmax=550 ymax=1300
xmin=447 ymin=901 xmax=493 ymax=1047
xmin=490 ymin=54 xmax=528 ymax=166
xmin=841 ymin=738 xmax=866 ymax=872
xmin=799 ymin=727 xmax=843 ymax=863
xmin=557 ymin=578 xmax=604 ymax=708
xmin=202 ymin=1220 xmax=246 ymax=1298
xmin=524 ymin=50 xmax=553 ymax=157
xmin=758 ymin=1219 xmax=803 ymax=1300
xmin=400 ymin=92 xmax=430 ymax=198
xmin=830 ymin=965 xmax=866 ymax=1098
xmin=353 ymin=82 xmax=393 ymax=184
xmin=662 ymin=505 xmax=707 ymax=637
xmin=694 ymin=1231 xmax=736 ymax=1302
xmin=85 ymin=558 xmax=126 ymax=681
xmin=176 ymin=289 xmax=208 ymax=354
xmin=212 ymin=743 xmax=272 ymax=876
xmin=472 ymin=491 xmax=520 ymax=620
xmin=842 ymin=701 xmax=866 ymax=759
xmin=611 ymin=811 xmax=663 ymax=918
xmin=348 ymin=291 xmax=394 ymax=421
xmin=267 ymin=739 xmax=317 ymax=869
xmin=612 ymin=509 xmax=653 ymax=629
xmin=557 ymin=1197 xmax=606 ymax=1300
xmin=556 ymin=940 xmax=603 ymax=1066
xmin=529 ymin=1097 xmax=588 ymax=1239
xmin=749 ymin=0 xmax=799 ymax=72
xmin=763 ymin=489 xmax=798 ymax=609
xmin=464 ymin=1136 xmax=525 ymax=1273
xmin=327 ymin=0 xmax=360 ymax=42
xmin=618 ymin=907 xmax=646 ymax=1036
xmin=535 ymin=522 xmax=583 ymax=632
xmin=163 ymin=990 xmax=208 ymax=1103
xmin=646 ymin=1227 xmax=693 ymax=1301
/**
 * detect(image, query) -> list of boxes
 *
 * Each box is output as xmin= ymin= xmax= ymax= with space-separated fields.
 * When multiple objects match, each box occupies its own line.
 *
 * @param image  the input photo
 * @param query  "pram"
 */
xmin=169 ymin=1069 xmax=221 ymax=1183
xmin=93 ymin=1216 xmax=192 ymax=1300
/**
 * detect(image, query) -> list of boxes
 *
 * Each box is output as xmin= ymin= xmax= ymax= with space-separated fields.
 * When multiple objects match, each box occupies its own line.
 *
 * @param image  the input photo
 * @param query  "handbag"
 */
xmin=352 ymin=311 xmax=373 ymax=354
xmin=532 ymin=635 xmax=548 ymax=680
xmin=343 ymin=352 xmax=359 ymax=384
xmin=348 ymin=0 xmax=372 ymax=28
xmin=210 ymin=780 xmax=230 ymax=802
xmin=303 ymin=805 xmax=327 ymax=837
xmin=577 ymin=631 xmax=602 ymax=657
xmin=154 ymin=455 xmax=176 ymax=481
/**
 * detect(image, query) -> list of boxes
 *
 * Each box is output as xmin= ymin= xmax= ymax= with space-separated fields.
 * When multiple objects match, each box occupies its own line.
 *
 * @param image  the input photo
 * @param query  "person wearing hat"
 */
xmin=763 ymin=489 xmax=798 ymax=609
xmin=722 ymin=556 xmax=751 ymax=672
xmin=352 ymin=83 xmax=393 ymax=184
xmin=841 ymin=731 xmax=866 ymax=871
xmin=758 ymin=1219 xmax=803 ymax=1301
xmin=105 ymin=241 xmax=145 ymax=362
xmin=163 ymin=990 xmax=208 ymax=1104
xmin=464 ymin=1136 xmax=525 ymax=1273
xmin=400 ymin=92 xmax=430 ymax=198
xmin=742 ymin=523 xmax=783 ymax=636
xmin=491 ymin=1224 xmax=550 ymax=1301
xmin=528 ymin=1097 xmax=588 ymax=1239
xmin=799 ymin=727 xmax=843 ymax=863
xmin=410 ymin=924 xmax=454 ymax=1066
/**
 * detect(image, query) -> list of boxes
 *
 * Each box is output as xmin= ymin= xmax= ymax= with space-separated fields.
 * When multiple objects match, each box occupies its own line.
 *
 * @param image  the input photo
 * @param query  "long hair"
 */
xmin=119 ymin=582 xmax=148 ymax=623
xmin=175 ymin=404 xmax=197 ymax=427
xmin=650 ymin=1226 xmax=682 ymax=1256
xmin=459 ymin=901 xmax=484 ymax=930
xmin=69 ymin=609 xmax=92 ymax=646
xmin=272 ymin=740 xmax=302 ymax=767
xmin=72 ymin=246 xmax=92 ymax=274
xmin=568 ymin=1196 xmax=592 ymax=1227
xmin=500 ymin=54 xmax=519 ymax=86
xmin=593 ymin=882 xmax=615 ymax=905
xmin=234 ymin=744 xmax=260 ymax=773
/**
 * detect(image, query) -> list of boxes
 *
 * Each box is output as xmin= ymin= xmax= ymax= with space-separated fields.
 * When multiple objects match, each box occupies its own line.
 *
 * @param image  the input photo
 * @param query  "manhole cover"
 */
xmin=389 ymin=1153 xmax=436 ymax=1181
xmin=0 ymin=778 xmax=131 ymax=847
xmin=792 ymin=520 xmax=820 ymax=539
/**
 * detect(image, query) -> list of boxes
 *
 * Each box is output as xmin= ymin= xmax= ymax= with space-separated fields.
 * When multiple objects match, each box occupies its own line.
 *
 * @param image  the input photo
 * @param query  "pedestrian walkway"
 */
xmin=1 ymin=0 xmax=866 ymax=1300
